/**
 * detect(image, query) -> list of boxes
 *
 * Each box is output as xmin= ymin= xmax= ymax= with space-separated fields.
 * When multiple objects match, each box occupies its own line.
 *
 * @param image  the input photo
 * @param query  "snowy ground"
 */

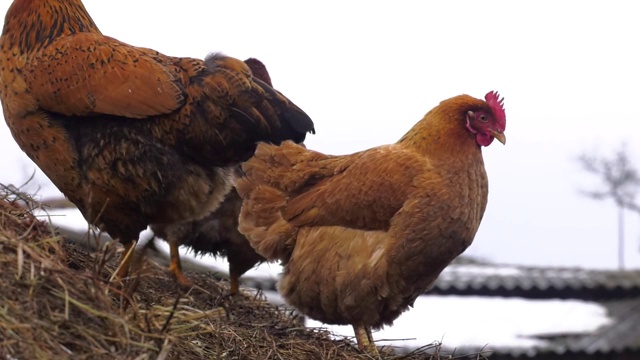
xmin=303 ymin=296 xmax=610 ymax=351
xmin=37 ymin=206 xmax=612 ymax=352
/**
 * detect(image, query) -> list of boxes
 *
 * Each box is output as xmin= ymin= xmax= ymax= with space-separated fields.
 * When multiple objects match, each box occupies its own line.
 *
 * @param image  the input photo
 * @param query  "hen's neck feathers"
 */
xmin=2 ymin=0 xmax=100 ymax=52
xmin=397 ymin=94 xmax=485 ymax=162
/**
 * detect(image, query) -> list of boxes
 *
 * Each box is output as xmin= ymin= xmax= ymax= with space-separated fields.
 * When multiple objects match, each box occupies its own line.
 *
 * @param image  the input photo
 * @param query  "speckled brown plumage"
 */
xmin=0 ymin=0 xmax=314 ymax=280
xmin=151 ymin=187 xmax=265 ymax=293
xmin=236 ymin=93 xmax=506 ymax=353
xmin=150 ymin=58 xmax=275 ymax=292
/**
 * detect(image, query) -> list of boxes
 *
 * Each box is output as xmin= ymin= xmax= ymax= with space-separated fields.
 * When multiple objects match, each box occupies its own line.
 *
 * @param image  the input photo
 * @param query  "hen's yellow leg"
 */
xmin=229 ymin=272 xmax=240 ymax=295
xmin=353 ymin=324 xmax=378 ymax=354
xmin=114 ymin=240 xmax=135 ymax=281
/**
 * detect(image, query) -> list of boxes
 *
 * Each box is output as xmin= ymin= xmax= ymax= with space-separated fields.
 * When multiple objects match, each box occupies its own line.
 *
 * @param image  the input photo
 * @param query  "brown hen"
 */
xmin=151 ymin=181 xmax=265 ymax=294
xmin=150 ymin=58 xmax=273 ymax=292
xmin=0 ymin=0 xmax=314 ymax=280
xmin=236 ymin=92 xmax=506 ymax=353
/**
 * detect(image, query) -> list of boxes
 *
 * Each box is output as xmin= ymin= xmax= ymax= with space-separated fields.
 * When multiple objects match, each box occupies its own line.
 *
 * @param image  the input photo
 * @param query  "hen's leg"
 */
xmin=228 ymin=252 xmax=241 ymax=295
xmin=114 ymin=240 xmax=136 ymax=280
xmin=353 ymin=324 xmax=378 ymax=354
xmin=229 ymin=271 xmax=240 ymax=295
xmin=227 ymin=248 xmax=261 ymax=295
xmin=366 ymin=327 xmax=374 ymax=345
xmin=228 ymin=255 xmax=248 ymax=295
xmin=169 ymin=238 xmax=193 ymax=288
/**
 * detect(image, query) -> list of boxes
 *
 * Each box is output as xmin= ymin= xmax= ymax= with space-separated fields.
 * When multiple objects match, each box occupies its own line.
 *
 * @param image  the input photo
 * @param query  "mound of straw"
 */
xmin=0 ymin=186 xmax=475 ymax=359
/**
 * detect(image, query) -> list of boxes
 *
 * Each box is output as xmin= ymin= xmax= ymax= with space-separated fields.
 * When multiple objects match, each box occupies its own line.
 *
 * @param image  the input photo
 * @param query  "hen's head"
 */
xmin=465 ymin=91 xmax=507 ymax=146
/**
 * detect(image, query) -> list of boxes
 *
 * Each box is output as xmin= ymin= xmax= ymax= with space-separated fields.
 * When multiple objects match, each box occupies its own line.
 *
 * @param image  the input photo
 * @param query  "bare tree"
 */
xmin=578 ymin=144 xmax=640 ymax=270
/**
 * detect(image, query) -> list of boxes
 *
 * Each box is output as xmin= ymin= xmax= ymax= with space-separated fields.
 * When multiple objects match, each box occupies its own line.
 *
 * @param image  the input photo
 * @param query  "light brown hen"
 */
xmin=236 ymin=92 xmax=506 ymax=353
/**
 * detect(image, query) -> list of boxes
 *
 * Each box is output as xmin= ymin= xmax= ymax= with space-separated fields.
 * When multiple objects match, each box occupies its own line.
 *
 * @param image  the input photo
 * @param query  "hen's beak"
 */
xmin=491 ymin=130 xmax=506 ymax=145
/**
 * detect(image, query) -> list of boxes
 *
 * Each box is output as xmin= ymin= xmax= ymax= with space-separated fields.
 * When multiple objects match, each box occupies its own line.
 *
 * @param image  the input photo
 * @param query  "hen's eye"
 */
xmin=479 ymin=114 xmax=488 ymax=122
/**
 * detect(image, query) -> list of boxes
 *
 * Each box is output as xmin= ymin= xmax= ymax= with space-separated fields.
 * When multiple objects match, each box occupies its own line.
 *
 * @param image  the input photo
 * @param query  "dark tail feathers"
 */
xmin=205 ymin=53 xmax=315 ymax=147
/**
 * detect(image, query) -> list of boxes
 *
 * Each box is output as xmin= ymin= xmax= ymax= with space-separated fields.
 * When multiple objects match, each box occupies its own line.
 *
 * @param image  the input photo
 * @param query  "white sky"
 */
xmin=2 ymin=0 xmax=640 ymax=269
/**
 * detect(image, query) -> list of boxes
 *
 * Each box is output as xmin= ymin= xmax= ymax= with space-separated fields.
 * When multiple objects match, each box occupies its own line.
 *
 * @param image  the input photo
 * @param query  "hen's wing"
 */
xmin=285 ymin=147 xmax=431 ymax=230
xmin=241 ymin=142 xmax=432 ymax=231
xmin=24 ymin=33 xmax=185 ymax=118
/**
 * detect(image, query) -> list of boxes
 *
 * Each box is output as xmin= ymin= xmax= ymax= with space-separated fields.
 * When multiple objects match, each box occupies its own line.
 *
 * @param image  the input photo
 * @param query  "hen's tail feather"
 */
xmin=237 ymin=139 xmax=344 ymax=262
xmin=253 ymin=78 xmax=316 ymax=143
xmin=204 ymin=53 xmax=315 ymax=146
xmin=236 ymin=141 xmax=323 ymax=261
xmin=241 ymin=141 xmax=333 ymax=194
xmin=237 ymin=183 xmax=298 ymax=261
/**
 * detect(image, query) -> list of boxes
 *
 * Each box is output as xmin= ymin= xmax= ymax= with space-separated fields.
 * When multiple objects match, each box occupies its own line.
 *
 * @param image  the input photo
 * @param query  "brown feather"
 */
xmin=24 ymin=34 xmax=185 ymax=118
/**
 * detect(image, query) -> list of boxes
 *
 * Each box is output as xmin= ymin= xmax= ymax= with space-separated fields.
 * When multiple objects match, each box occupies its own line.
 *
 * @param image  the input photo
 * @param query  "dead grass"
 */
xmin=0 ymin=185 xmax=486 ymax=359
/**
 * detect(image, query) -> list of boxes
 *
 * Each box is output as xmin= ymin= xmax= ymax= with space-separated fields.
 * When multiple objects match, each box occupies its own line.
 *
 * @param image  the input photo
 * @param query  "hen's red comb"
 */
xmin=485 ymin=91 xmax=506 ymax=131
